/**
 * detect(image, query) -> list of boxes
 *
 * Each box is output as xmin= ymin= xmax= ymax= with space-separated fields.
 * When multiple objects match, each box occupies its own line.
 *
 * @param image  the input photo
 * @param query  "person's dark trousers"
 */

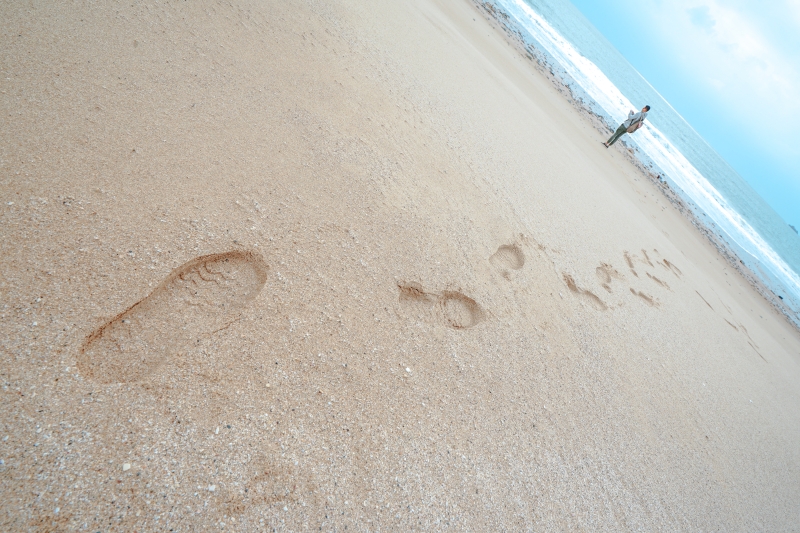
xmin=605 ymin=124 xmax=627 ymax=146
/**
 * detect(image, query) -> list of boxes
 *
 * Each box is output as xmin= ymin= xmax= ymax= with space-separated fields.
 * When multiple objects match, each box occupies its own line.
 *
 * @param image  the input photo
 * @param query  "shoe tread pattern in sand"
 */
xmin=78 ymin=250 xmax=268 ymax=384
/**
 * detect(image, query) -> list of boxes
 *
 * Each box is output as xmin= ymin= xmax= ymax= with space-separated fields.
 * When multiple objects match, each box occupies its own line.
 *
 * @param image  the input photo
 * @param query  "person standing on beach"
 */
xmin=603 ymin=105 xmax=650 ymax=147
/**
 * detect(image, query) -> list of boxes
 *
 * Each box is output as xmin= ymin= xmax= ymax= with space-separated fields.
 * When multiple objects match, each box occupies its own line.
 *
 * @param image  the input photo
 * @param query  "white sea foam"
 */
xmin=496 ymin=0 xmax=800 ymax=312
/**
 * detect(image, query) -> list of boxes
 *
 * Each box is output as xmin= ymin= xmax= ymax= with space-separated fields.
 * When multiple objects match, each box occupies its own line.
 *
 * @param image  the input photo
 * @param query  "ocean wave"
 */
xmin=494 ymin=0 xmax=800 ymax=321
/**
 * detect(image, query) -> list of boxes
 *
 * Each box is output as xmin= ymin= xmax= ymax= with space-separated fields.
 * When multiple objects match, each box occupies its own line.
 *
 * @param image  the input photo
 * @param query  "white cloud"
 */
xmin=687 ymin=5 xmax=715 ymax=32
xmin=643 ymin=0 xmax=800 ymax=158
xmin=789 ymin=0 xmax=800 ymax=26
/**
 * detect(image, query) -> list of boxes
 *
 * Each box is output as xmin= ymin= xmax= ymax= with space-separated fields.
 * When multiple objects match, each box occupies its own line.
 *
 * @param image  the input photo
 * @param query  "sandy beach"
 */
xmin=2 ymin=0 xmax=800 ymax=530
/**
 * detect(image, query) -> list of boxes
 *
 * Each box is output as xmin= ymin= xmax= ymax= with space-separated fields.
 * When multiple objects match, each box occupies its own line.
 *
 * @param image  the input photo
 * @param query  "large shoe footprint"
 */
xmin=398 ymin=281 xmax=484 ymax=329
xmin=78 ymin=250 xmax=268 ymax=383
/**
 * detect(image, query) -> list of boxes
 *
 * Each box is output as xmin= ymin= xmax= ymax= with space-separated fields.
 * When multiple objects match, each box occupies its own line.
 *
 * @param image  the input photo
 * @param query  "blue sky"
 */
xmin=570 ymin=0 xmax=800 ymax=229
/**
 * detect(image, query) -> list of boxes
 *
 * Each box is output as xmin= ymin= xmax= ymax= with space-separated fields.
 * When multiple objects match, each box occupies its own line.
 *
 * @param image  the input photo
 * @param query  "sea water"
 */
xmin=488 ymin=0 xmax=800 ymax=326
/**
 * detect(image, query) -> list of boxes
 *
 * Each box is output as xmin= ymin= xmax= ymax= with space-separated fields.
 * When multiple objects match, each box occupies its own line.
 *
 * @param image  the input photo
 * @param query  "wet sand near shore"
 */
xmin=2 ymin=0 xmax=799 ymax=530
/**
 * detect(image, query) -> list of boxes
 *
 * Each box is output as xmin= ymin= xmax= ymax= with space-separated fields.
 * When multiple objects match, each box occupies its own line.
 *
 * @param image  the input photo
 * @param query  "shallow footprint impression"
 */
xmin=398 ymin=281 xmax=484 ymax=329
xmin=489 ymin=244 xmax=525 ymax=275
xmin=595 ymin=262 xmax=624 ymax=293
xmin=78 ymin=250 xmax=268 ymax=384
xmin=440 ymin=291 xmax=484 ymax=329
xmin=563 ymin=273 xmax=608 ymax=311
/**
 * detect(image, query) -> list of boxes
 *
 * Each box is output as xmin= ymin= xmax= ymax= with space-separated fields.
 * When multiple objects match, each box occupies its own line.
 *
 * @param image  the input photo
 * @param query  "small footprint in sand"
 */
xmin=595 ymin=263 xmax=624 ymax=293
xmin=661 ymin=259 xmax=682 ymax=278
xmin=489 ymin=244 xmax=525 ymax=279
xmin=78 ymin=250 xmax=268 ymax=383
xmin=622 ymin=250 xmax=680 ymax=306
xmin=563 ymin=273 xmax=607 ymax=310
xmin=646 ymin=272 xmax=670 ymax=290
xmin=629 ymin=288 xmax=658 ymax=307
xmin=624 ymin=251 xmax=638 ymax=277
xmin=623 ymin=249 xmax=663 ymax=276
xmin=223 ymin=456 xmax=315 ymax=516
xmin=398 ymin=281 xmax=484 ymax=329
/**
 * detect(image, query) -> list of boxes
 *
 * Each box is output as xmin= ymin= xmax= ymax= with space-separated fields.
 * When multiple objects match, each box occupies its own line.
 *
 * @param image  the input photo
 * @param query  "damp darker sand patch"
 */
xmin=78 ymin=250 xmax=268 ymax=383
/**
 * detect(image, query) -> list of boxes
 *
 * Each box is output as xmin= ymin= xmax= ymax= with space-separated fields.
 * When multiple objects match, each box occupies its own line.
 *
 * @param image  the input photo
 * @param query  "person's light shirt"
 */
xmin=623 ymin=110 xmax=647 ymax=128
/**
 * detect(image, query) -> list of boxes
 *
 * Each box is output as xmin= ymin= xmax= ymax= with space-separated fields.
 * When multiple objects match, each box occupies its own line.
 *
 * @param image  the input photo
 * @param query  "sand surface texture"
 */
xmin=2 ymin=0 xmax=800 ymax=531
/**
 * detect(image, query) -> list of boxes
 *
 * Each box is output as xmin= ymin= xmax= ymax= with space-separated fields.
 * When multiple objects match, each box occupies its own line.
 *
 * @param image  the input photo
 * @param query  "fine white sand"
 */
xmin=2 ymin=0 xmax=799 ymax=530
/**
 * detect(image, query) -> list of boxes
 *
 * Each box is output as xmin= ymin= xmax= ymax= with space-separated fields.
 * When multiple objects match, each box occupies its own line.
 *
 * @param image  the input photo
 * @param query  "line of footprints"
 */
xmin=395 ymin=244 xmax=525 ymax=331
xmin=565 ymin=248 xmax=681 ymax=311
xmin=77 ymin=244 xmax=679 ymax=384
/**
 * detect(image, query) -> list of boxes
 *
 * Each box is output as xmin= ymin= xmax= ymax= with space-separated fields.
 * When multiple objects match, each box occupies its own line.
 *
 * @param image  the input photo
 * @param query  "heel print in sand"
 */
xmin=78 ymin=250 xmax=268 ymax=383
xmin=489 ymin=244 xmax=525 ymax=279
xmin=398 ymin=281 xmax=485 ymax=329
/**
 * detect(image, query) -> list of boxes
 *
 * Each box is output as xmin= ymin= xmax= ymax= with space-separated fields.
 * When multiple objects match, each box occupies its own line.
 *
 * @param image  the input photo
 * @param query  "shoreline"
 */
xmin=471 ymin=0 xmax=800 ymax=333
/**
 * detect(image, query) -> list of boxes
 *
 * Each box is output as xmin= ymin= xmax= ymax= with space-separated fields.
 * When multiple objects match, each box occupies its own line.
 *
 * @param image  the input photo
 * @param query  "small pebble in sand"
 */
xmin=122 ymin=463 xmax=131 ymax=471
xmin=406 ymin=367 xmax=411 ymax=373
xmin=208 ymin=485 xmax=216 ymax=492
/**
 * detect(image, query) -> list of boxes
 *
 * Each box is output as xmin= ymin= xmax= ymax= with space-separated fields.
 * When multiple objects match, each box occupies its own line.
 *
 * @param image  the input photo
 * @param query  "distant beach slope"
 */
xmin=479 ymin=0 xmax=800 ymax=329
